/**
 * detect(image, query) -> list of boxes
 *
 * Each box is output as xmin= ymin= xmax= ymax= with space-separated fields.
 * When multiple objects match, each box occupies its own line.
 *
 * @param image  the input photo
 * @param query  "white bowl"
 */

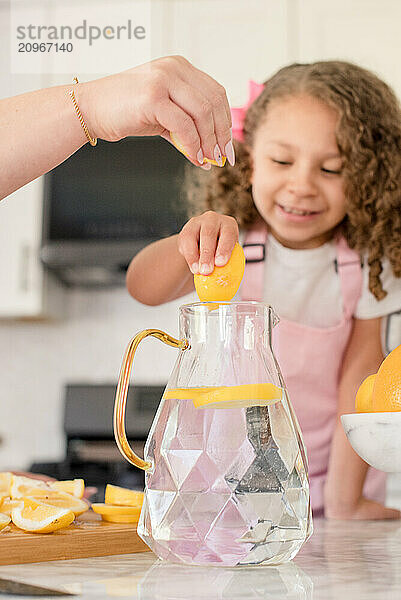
xmin=341 ymin=412 xmax=401 ymax=472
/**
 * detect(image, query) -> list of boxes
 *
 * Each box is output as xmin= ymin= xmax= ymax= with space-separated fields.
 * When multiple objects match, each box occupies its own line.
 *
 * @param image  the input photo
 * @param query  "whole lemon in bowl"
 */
xmin=371 ymin=343 xmax=401 ymax=412
xmin=354 ymin=344 xmax=401 ymax=413
xmin=355 ymin=374 xmax=376 ymax=413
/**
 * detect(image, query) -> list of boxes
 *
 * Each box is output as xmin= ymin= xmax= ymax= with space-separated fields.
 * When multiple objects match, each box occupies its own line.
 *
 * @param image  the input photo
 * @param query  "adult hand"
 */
xmin=177 ymin=210 xmax=239 ymax=275
xmin=78 ymin=55 xmax=235 ymax=168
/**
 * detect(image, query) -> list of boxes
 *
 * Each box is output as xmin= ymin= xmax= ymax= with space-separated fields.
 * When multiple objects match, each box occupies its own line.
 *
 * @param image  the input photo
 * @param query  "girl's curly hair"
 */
xmin=186 ymin=61 xmax=401 ymax=300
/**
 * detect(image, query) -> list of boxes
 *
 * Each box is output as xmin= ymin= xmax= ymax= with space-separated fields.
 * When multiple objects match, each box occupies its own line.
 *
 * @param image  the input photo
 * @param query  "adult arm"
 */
xmin=0 ymin=56 xmax=233 ymax=200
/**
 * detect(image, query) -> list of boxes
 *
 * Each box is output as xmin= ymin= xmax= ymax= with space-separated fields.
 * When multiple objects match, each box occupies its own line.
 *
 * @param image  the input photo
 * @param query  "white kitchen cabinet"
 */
xmin=0 ymin=182 xmax=64 ymax=320
xmin=0 ymin=1 xmax=64 ymax=319
xmin=295 ymin=0 xmax=401 ymax=98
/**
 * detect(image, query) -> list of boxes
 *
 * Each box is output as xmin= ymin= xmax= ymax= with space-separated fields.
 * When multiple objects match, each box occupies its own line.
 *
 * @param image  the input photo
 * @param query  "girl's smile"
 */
xmin=250 ymin=94 xmax=346 ymax=249
xmin=276 ymin=202 xmax=323 ymax=221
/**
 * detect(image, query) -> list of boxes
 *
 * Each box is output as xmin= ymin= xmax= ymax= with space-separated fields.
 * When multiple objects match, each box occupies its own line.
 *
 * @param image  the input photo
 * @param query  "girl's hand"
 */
xmin=326 ymin=497 xmax=400 ymax=520
xmin=177 ymin=211 xmax=239 ymax=275
xmin=78 ymin=56 xmax=234 ymax=168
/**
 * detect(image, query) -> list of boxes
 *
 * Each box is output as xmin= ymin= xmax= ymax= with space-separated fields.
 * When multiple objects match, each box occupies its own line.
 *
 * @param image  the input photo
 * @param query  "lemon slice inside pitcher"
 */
xmin=163 ymin=383 xmax=282 ymax=409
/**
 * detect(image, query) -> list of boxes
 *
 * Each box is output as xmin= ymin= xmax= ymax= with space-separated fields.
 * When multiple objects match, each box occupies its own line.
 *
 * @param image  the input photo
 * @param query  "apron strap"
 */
xmin=241 ymin=223 xmax=268 ymax=301
xmin=334 ymin=236 xmax=363 ymax=320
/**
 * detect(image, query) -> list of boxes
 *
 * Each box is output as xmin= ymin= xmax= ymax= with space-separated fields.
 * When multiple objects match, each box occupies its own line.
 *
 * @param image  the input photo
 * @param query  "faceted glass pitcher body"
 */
xmin=132 ymin=303 xmax=312 ymax=566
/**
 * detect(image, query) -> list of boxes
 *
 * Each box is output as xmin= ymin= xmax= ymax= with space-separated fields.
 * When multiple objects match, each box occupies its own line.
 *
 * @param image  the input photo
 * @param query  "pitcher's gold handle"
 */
xmin=114 ymin=329 xmax=188 ymax=470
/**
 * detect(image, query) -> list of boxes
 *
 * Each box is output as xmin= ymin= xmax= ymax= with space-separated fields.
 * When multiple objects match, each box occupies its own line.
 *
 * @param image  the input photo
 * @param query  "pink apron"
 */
xmin=241 ymin=224 xmax=386 ymax=514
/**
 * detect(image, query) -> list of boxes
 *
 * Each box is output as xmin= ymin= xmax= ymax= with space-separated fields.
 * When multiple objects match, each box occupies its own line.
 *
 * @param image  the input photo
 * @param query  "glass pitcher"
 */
xmin=114 ymin=302 xmax=312 ymax=567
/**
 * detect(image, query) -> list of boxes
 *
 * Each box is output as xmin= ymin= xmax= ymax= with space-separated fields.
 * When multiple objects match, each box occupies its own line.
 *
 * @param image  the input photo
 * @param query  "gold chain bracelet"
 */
xmin=68 ymin=77 xmax=97 ymax=147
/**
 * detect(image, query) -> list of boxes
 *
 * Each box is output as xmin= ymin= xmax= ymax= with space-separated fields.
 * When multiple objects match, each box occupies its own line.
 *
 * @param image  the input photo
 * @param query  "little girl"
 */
xmin=127 ymin=61 xmax=401 ymax=520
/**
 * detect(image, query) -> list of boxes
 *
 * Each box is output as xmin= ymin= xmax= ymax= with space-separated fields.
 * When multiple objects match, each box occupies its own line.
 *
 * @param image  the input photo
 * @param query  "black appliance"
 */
xmin=30 ymin=383 xmax=164 ymax=501
xmin=40 ymin=136 xmax=191 ymax=287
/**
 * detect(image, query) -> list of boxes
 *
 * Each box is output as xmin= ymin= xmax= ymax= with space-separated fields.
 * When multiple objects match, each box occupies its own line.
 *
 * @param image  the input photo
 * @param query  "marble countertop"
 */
xmin=0 ymin=518 xmax=401 ymax=599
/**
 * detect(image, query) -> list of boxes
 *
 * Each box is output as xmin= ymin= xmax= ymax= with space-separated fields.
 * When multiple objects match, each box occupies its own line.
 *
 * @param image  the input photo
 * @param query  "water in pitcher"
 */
xmin=138 ymin=386 xmax=310 ymax=567
xmin=114 ymin=302 xmax=312 ymax=566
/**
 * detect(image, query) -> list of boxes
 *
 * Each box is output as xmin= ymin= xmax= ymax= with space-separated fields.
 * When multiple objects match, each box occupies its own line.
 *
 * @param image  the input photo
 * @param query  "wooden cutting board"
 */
xmin=0 ymin=511 xmax=149 ymax=565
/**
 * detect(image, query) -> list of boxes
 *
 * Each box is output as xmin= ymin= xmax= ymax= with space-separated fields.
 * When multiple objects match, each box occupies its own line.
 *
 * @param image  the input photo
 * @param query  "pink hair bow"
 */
xmin=231 ymin=80 xmax=264 ymax=142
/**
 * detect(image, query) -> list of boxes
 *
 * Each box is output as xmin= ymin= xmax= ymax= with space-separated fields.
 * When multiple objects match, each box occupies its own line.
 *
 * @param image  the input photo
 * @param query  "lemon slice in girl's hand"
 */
xmin=170 ymin=132 xmax=226 ymax=166
xmin=164 ymin=383 xmax=282 ymax=409
xmin=194 ymin=242 xmax=245 ymax=302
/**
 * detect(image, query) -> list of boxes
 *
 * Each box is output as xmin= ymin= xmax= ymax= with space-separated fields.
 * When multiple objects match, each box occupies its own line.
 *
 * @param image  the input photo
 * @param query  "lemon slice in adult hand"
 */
xmin=164 ymin=383 xmax=282 ymax=409
xmin=194 ymin=242 xmax=245 ymax=302
xmin=12 ymin=498 xmax=75 ymax=533
xmin=92 ymin=503 xmax=142 ymax=524
xmin=170 ymin=132 xmax=226 ymax=166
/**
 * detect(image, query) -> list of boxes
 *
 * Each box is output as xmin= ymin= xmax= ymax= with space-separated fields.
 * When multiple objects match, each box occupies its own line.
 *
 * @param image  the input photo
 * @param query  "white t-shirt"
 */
xmin=237 ymin=234 xmax=401 ymax=332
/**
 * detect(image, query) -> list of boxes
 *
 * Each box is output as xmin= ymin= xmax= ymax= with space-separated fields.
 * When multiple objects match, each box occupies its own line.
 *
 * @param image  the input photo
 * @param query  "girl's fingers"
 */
xmin=177 ymin=221 xmax=201 ymax=273
xmin=179 ymin=213 xmax=239 ymax=275
xmin=215 ymin=218 xmax=239 ymax=266
xmin=199 ymin=221 xmax=220 ymax=275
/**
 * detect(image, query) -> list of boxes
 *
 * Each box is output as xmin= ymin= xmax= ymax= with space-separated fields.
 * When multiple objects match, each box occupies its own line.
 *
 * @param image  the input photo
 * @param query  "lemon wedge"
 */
xmin=25 ymin=490 xmax=89 ymax=517
xmin=0 ymin=497 xmax=22 ymax=517
xmin=105 ymin=485 xmax=144 ymax=507
xmin=0 ymin=512 xmax=11 ymax=530
xmin=50 ymin=479 xmax=85 ymax=499
xmin=11 ymin=498 xmax=75 ymax=533
xmin=0 ymin=472 xmax=12 ymax=495
xmin=10 ymin=475 xmax=50 ymax=499
xmin=163 ymin=383 xmax=282 ymax=409
xmin=92 ymin=503 xmax=142 ymax=524
xmin=170 ymin=132 xmax=226 ymax=166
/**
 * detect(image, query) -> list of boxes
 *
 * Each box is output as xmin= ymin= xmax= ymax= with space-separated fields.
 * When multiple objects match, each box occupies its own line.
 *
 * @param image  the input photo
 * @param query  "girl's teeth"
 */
xmin=281 ymin=205 xmax=314 ymax=216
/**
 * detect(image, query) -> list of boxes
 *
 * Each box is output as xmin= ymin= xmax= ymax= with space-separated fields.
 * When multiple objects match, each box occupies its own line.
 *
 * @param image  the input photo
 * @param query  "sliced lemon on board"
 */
xmin=25 ymin=490 xmax=89 ymax=517
xmin=0 ymin=512 xmax=11 ymax=530
xmin=194 ymin=243 xmax=245 ymax=303
xmin=170 ymin=132 xmax=227 ymax=167
xmin=163 ymin=383 xmax=282 ymax=409
xmin=0 ymin=497 xmax=22 ymax=517
xmin=10 ymin=475 xmax=50 ymax=499
xmin=0 ymin=472 xmax=12 ymax=494
xmin=92 ymin=503 xmax=142 ymax=524
xmin=105 ymin=485 xmax=144 ymax=507
xmin=50 ymin=479 xmax=85 ymax=499
xmin=11 ymin=498 xmax=75 ymax=533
